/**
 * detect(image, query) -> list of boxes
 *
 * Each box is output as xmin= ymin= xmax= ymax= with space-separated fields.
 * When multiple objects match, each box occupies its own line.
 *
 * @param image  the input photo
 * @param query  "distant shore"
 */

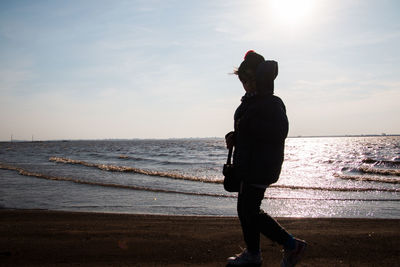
xmin=1 ymin=134 xmax=399 ymax=143
xmin=1 ymin=209 xmax=399 ymax=266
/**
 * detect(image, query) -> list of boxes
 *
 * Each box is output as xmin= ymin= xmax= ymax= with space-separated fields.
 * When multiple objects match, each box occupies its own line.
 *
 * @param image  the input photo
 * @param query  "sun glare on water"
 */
xmin=269 ymin=0 xmax=315 ymax=26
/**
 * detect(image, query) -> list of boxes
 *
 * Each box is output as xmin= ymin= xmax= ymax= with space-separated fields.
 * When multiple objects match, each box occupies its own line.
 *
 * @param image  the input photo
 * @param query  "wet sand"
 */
xmin=0 ymin=209 xmax=399 ymax=266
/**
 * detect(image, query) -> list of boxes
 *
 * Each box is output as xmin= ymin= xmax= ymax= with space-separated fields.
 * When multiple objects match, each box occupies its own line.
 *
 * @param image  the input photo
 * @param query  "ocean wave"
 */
xmin=334 ymin=173 xmax=400 ymax=184
xmin=358 ymin=166 xmax=400 ymax=176
xmin=342 ymin=163 xmax=400 ymax=177
xmin=1 ymin=162 xmax=399 ymax=201
xmin=49 ymin=156 xmax=216 ymax=183
xmin=270 ymin=184 xmax=399 ymax=192
xmin=362 ymin=158 xmax=400 ymax=167
xmin=117 ymin=154 xmax=217 ymax=166
xmin=47 ymin=157 xmax=400 ymax=193
xmin=0 ymin=162 xmax=225 ymax=198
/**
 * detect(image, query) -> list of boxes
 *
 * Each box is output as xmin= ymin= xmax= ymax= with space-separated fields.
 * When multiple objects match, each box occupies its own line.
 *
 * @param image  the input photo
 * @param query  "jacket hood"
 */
xmin=256 ymin=60 xmax=278 ymax=94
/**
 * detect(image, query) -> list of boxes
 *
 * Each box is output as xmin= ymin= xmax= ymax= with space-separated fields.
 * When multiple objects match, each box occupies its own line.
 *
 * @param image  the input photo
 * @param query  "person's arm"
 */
xmin=225 ymin=131 xmax=235 ymax=149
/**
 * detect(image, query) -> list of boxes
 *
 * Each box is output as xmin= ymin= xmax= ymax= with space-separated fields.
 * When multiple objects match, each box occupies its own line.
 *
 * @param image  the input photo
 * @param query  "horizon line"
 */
xmin=2 ymin=133 xmax=400 ymax=142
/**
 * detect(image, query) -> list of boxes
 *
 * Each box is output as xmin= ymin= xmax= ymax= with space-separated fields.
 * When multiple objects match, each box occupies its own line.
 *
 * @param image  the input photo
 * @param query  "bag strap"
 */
xmin=226 ymin=147 xmax=233 ymax=164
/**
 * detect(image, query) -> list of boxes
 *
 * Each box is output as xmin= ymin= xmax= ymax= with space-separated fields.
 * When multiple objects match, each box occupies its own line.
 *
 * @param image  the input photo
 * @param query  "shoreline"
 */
xmin=1 ymin=209 xmax=399 ymax=266
xmin=2 ymin=207 xmax=400 ymax=219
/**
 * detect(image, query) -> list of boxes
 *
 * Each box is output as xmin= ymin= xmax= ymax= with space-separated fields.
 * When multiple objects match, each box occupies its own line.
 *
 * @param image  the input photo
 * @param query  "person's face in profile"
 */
xmin=240 ymin=75 xmax=256 ymax=93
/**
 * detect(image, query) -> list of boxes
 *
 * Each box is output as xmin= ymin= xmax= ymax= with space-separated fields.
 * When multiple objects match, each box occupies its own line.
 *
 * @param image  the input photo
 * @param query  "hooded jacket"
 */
xmin=232 ymin=60 xmax=288 ymax=186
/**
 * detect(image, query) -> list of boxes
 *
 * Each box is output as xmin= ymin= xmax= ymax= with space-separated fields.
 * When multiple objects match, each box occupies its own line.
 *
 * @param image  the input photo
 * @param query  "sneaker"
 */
xmin=281 ymin=238 xmax=307 ymax=267
xmin=227 ymin=248 xmax=262 ymax=266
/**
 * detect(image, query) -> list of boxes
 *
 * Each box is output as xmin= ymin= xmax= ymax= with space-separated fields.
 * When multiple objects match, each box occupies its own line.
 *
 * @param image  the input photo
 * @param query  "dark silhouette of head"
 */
xmin=235 ymin=50 xmax=278 ymax=94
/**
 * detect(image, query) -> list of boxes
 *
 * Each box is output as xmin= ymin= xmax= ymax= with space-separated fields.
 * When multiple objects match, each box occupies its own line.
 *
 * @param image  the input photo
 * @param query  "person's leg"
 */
xmin=235 ymin=184 xmax=307 ymax=266
xmin=227 ymin=184 xmax=264 ymax=265
xmin=255 ymin=190 xmax=307 ymax=266
xmin=258 ymin=209 xmax=292 ymax=246
xmin=238 ymin=184 xmax=292 ymax=249
xmin=237 ymin=184 xmax=265 ymax=253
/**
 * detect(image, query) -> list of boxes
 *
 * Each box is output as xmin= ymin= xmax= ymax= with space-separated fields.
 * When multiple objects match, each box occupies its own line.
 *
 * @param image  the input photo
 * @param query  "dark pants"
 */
xmin=237 ymin=183 xmax=291 ymax=252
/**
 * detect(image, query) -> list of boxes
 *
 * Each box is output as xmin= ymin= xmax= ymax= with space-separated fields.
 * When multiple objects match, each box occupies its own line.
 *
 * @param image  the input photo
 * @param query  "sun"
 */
xmin=269 ymin=0 xmax=315 ymax=26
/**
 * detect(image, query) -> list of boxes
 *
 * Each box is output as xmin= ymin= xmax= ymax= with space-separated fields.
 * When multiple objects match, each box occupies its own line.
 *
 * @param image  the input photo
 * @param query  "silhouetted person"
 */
xmin=225 ymin=51 xmax=307 ymax=266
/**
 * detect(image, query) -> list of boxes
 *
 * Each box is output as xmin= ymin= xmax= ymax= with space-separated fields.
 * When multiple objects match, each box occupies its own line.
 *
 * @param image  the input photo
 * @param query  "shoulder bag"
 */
xmin=223 ymin=147 xmax=241 ymax=192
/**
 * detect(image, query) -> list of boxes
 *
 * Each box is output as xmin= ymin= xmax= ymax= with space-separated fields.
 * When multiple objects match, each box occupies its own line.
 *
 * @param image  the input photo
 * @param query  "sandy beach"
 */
xmin=0 ymin=209 xmax=399 ymax=266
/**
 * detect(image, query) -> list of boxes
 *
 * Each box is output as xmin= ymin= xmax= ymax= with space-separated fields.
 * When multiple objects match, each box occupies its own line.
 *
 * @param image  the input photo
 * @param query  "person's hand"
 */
xmin=225 ymin=131 xmax=235 ymax=150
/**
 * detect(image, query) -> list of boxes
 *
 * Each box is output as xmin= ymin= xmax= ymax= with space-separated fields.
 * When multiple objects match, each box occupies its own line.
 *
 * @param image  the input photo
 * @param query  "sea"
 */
xmin=0 ymin=136 xmax=399 ymax=218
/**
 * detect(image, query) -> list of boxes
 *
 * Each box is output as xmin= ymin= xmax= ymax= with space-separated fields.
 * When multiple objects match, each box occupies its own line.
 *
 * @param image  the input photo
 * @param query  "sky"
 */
xmin=0 ymin=0 xmax=399 ymax=141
